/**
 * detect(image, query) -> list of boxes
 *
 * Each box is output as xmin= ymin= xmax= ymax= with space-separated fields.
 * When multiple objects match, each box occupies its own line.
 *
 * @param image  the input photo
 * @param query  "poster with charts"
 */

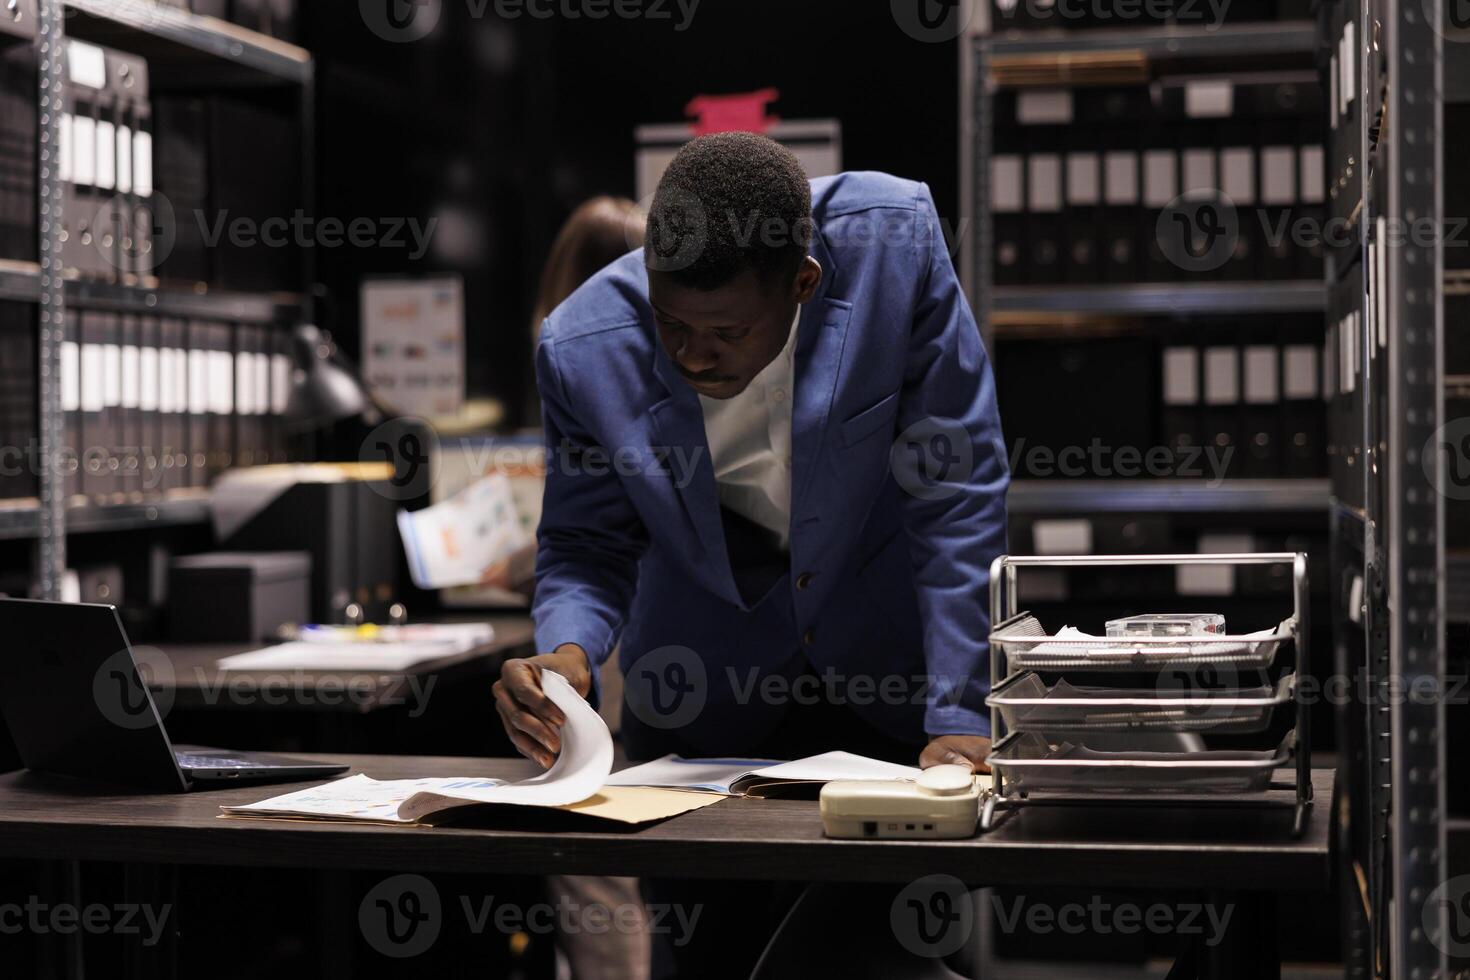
xmin=361 ymin=275 xmax=464 ymax=418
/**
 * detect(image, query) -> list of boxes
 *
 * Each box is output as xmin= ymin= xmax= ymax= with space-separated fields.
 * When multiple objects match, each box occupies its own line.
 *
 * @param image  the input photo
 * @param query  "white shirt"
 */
xmin=698 ymin=310 xmax=800 ymax=549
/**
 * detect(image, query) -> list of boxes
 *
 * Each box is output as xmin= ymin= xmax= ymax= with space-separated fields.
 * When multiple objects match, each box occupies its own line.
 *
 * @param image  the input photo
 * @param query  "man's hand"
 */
xmin=493 ymin=644 xmax=592 ymax=769
xmin=920 ymin=734 xmax=992 ymax=774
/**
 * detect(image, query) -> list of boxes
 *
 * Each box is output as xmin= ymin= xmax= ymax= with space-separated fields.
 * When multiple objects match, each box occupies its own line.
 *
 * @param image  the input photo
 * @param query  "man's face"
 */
xmin=648 ymin=258 xmax=822 ymax=400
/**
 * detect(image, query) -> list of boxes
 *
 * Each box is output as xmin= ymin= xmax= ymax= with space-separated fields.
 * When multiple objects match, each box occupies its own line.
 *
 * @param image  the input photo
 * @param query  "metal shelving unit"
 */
xmin=23 ymin=0 xmax=314 ymax=599
xmin=0 ymin=490 xmax=211 ymax=541
xmin=993 ymin=280 xmax=1326 ymax=317
xmin=0 ymin=260 xmax=303 ymax=322
xmin=964 ymin=20 xmax=1334 ymax=531
xmin=1008 ymin=478 xmax=1331 ymax=515
xmin=62 ymin=0 xmax=309 ymax=85
xmin=1326 ymin=0 xmax=1448 ymax=971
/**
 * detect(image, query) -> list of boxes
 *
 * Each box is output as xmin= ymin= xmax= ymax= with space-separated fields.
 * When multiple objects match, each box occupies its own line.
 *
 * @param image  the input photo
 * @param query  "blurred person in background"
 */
xmin=480 ymin=196 xmax=648 ymax=596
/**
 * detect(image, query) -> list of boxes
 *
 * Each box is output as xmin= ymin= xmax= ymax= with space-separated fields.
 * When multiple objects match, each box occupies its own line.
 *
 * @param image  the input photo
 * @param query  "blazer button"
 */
xmin=796 ymin=572 xmax=813 ymax=590
xmin=803 ymin=629 xmax=815 ymax=646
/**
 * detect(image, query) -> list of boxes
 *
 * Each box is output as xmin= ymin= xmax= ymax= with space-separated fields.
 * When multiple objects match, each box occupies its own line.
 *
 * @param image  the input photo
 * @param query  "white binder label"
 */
xmin=1142 ymin=150 xmax=1177 ymax=208
xmin=58 ymin=113 xmax=73 ymax=184
xmin=1283 ymin=345 xmax=1319 ymax=399
xmin=140 ymin=347 xmax=159 ymax=412
xmin=1104 ymin=151 xmax=1138 ymax=205
xmin=72 ymin=116 xmax=96 ymax=187
xmin=1243 ymin=346 xmax=1279 ymax=404
xmin=102 ymin=344 xmax=121 ymax=408
xmin=116 ymin=126 xmax=133 ymax=195
xmin=80 ymin=344 xmax=104 ymax=413
xmin=253 ymin=352 xmax=270 ymax=415
xmin=1065 ymin=152 xmax=1100 ymax=206
xmin=209 ymin=350 xmax=234 ymax=415
xmin=1221 ymin=147 xmax=1255 ymax=205
xmin=1033 ymin=519 xmax=1093 ymax=556
xmin=1300 ymin=145 xmax=1325 ymax=205
xmin=121 ymin=345 xmax=140 ymax=409
xmin=271 ymin=354 xmax=292 ymax=415
xmin=66 ymin=41 xmax=106 ymax=90
xmin=188 ymin=349 xmax=209 ymax=416
xmin=1163 ymin=348 xmax=1199 ymax=406
xmin=1016 ymin=90 xmax=1073 ymax=125
xmin=95 ymin=121 xmax=116 ymax=191
xmin=173 ymin=348 xmax=188 ymax=415
xmin=991 ymin=155 xmax=1022 ymax=213
xmin=1260 ymin=147 xmax=1295 ymax=206
xmin=236 ymin=351 xmax=255 ymax=416
xmin=1184 ymin=80 xmax=1234 ymax=118
xmin=1182 ymin=148 xmax=1217 ymax=195
xmin=60 ymin=341 xmax=80 ymax=413
xmin=1026 ymin=154 xmax=1062 ymax=213
xmin=133 ymin=131 xmax=154 ymax=198
xmin=1204 ymin=347 xmax=1239 ymax=406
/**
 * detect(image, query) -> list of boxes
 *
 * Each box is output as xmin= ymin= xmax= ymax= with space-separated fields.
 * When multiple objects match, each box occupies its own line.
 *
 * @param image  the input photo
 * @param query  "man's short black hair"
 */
xmin=645 ymin=132 xmax=813 ymax=290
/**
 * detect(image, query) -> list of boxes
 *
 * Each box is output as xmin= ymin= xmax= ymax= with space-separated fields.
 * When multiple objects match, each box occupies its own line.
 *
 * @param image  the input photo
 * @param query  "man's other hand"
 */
xmin=920 ymin=734 xmax=992 ymax=774
xmin=493 ymin=644 xmax=592 ymax=768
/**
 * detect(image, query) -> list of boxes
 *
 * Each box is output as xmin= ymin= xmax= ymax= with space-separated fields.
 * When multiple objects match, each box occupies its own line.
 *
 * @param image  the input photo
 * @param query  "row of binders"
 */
xmin=1162 ymin=341 xmax=1326 ymax=479
xmin=992 ymin=75 xmax=1325 ymax=284
xmin=57 ymin=39 xmax=155 ymax=282
xmin=33 ymin=310 xmax=297 ymax=504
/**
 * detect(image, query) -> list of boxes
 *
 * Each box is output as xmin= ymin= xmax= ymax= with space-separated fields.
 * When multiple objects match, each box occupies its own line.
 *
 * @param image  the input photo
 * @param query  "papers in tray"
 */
xmin=606 ymin=750 xmax=924 ymax=797
xmin=220 ymin=672 xmax=721 ymax=825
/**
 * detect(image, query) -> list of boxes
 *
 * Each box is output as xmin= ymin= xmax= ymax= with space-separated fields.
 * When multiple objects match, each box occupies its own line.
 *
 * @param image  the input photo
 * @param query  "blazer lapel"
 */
xmin=650 ymin=341 xmax=739 ymax=603
xmin=791 ymin=233 xmax=852 ymax=520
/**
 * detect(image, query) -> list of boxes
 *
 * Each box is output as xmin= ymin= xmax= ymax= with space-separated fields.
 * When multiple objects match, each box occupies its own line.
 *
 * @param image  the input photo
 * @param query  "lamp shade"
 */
xmin=283 ymin=324 xmax=371 ymax=433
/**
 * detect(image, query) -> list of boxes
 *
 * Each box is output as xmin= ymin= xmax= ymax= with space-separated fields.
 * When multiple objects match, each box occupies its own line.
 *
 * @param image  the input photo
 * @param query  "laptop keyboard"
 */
xmin=175 ymin=752 xmax=263 ymax=770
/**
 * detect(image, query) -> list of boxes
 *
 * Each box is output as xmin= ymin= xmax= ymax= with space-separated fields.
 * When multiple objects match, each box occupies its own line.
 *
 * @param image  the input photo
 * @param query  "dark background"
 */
xmin=305 ymin=0 xmax=962 ymax=428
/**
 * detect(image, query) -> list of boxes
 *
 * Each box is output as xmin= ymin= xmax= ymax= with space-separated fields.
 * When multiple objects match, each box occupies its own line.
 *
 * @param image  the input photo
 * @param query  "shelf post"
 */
xmin=35 ymin=0 xmax=66 ymax=599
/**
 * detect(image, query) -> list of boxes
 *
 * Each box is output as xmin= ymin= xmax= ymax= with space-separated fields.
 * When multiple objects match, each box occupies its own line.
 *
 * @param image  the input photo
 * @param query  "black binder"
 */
xmin=1241 ymin=342 xmax=1283 ymax=478
xmin=1160 ymin=345 xmax=1201 ymax=463
xmin=117 ymin=313 xmax=142 ymax=498
xmin=185 ymin=319 xmax=211 ymax=488
xmin=159 ymin=317 xmax=188 ymax=492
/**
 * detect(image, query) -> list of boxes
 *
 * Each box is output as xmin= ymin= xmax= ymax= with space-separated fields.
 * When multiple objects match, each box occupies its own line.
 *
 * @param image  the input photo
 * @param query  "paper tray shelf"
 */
xmin=985 ymin=731 xmax=1296 ymax=797
xmin=986 ymin=671 xmax=1296 ymax=735
xmin=990 ymin=615 xmax=1294 ymax=672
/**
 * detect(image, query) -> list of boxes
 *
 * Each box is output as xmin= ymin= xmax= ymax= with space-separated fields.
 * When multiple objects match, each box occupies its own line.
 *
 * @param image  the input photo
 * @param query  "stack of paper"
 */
xmin=606 ymin=751 xmax=924 ymax=797
xmin=221 ymin=672 xmax=726 ymax=826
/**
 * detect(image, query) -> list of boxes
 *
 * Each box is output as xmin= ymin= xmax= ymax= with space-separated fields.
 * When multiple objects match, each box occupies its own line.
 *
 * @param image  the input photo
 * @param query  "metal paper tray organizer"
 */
xmin=981 ymin=553 xmax=1313 ymax=837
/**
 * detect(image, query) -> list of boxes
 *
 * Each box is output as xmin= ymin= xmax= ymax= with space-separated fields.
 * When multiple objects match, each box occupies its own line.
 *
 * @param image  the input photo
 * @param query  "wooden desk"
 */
xmin=0 ymin=755 xmax=1335 ymax=891
xmin=150 ymin=615 xmax=536 ymax=714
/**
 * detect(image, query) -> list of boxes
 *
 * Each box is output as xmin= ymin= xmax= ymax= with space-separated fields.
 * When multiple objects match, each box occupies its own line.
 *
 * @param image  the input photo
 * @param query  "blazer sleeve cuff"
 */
xmin=924 ymin=704 xmax=993 ymax=739
xmin=533 ymin=608 xmax=612 ymax=710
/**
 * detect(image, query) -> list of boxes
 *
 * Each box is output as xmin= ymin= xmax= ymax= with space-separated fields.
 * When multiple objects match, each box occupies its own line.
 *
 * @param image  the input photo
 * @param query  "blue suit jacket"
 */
xmin=532 ymin=172 xmax=1009 ymax=753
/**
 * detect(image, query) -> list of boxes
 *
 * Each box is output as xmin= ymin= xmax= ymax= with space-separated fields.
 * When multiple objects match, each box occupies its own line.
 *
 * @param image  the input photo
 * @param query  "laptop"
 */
xmin=0 ymin=598 xmax=349 ymax=792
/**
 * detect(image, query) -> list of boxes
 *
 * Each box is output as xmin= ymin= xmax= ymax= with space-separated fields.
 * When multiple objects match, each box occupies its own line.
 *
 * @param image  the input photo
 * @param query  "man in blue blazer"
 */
xmin=495 ymin=132 xmax=1009 ymax=778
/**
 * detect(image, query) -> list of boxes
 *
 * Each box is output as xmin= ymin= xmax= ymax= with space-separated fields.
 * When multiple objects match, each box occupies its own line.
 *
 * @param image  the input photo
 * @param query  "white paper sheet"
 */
xmin=606 ymin=750 xmax=922 ymax=796
xmin=738 ymin=751 xmax=923 ymax=787
xmin=216 ymin=640 xmax=471 ymax=673
xmin=605 ymin=756 xmax=784 ymax=794
xmin=222 ymin=671 xmax=612 ymax=819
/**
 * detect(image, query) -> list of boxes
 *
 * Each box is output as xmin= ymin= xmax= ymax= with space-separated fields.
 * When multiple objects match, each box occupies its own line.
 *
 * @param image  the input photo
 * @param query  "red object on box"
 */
xmin=684 ymin=89 xmax=780 ymax=136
